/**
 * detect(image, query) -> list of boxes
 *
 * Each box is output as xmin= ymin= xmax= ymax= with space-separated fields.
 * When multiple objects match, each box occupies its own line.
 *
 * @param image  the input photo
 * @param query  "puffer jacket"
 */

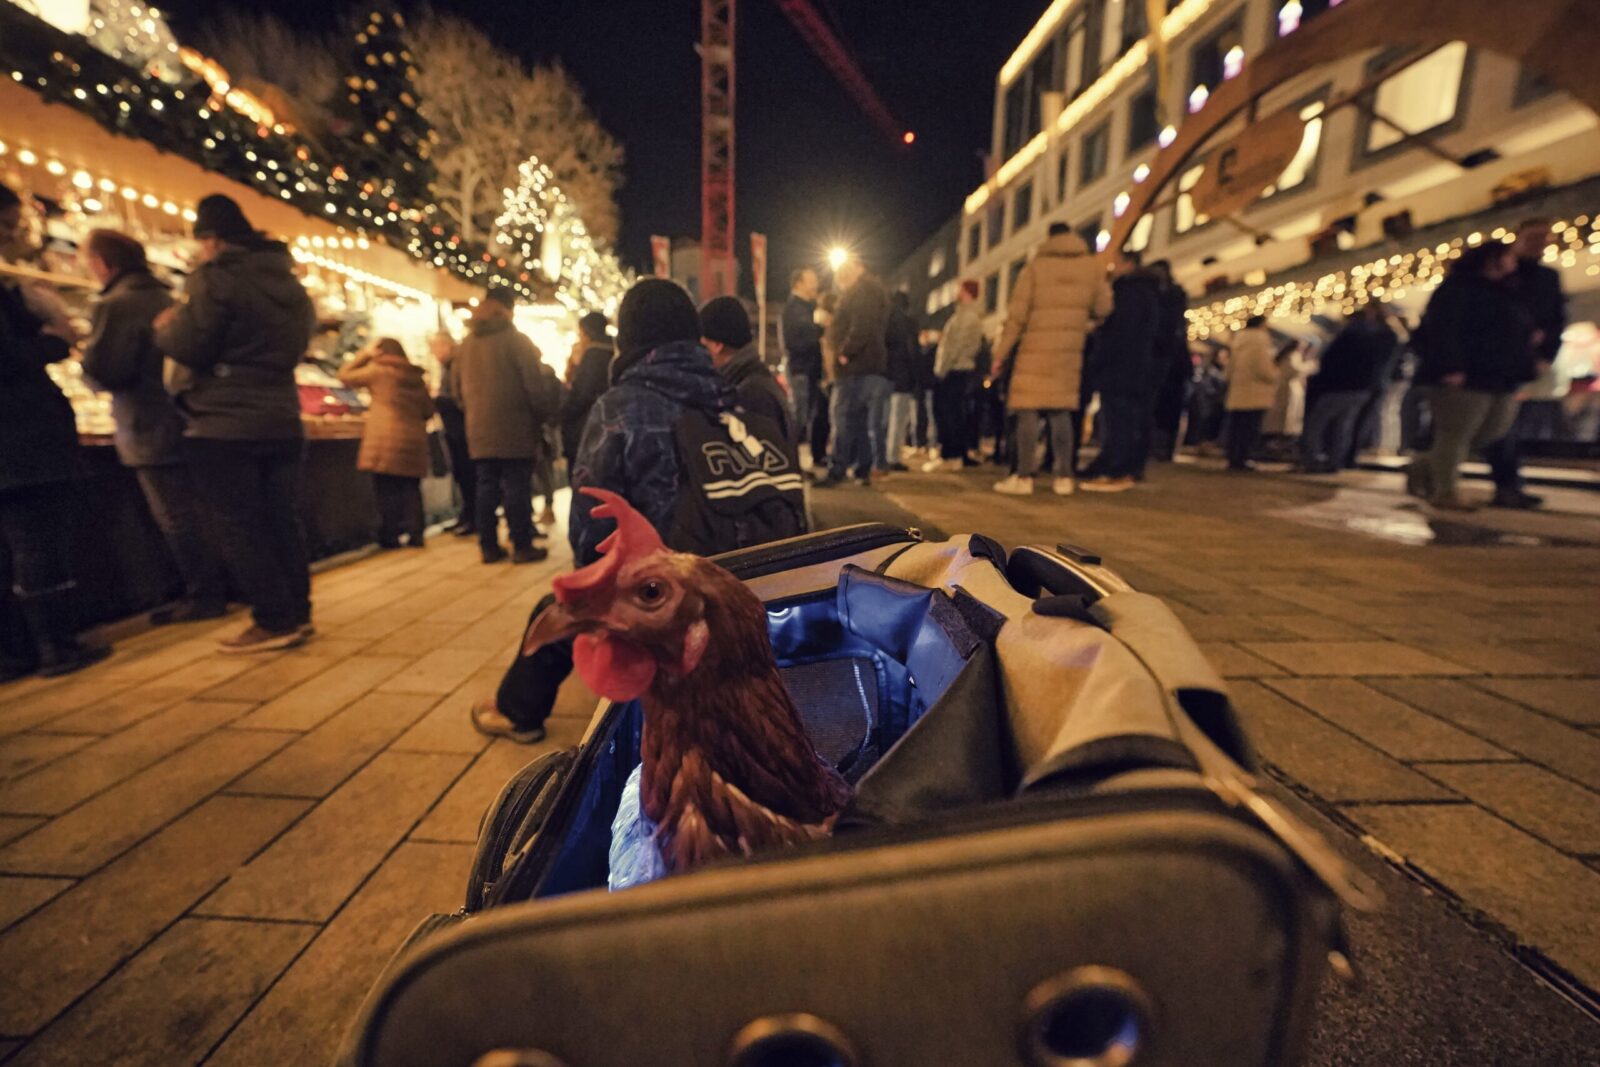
xmin=156 ymin=237 xmax=315 ymax=441
xmin=0 ymin=283 xmax=79 ymax=491
xmin=570 ymin=339 xmax=735 ymax=565
xmin=995 ymin=231 xmax=1114 ymax=411
xmin=1225 ymin=327 xmax=1281 ymax=411
xmin=81 ymin=270 xmax=182 ymax=468
xmin=339 ymin=352 xmax=435 ymax=479
xmin=454 ymin=316 xmax=558 ymax=460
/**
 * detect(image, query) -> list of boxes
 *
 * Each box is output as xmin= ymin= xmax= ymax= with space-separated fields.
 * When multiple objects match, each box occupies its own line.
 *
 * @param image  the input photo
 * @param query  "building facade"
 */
xmin=958 ymin=0 xmax=1600 ymax=339
xmin=885 ymin=215 xmax=963 ymax=328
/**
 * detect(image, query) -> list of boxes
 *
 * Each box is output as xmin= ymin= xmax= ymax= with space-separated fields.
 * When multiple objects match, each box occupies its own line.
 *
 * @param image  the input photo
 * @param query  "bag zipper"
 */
xmin=716 ymin=523 xmax=921 ymax=580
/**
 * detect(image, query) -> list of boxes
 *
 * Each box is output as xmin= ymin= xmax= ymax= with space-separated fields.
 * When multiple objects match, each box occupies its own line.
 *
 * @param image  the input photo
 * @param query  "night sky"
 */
xmin=159 ymin=1 xmax=1046 ymax=291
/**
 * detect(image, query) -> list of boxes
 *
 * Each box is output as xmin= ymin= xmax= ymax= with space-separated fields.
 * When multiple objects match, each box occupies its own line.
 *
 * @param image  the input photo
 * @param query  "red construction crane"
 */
xmin=700 ymin=0 xmax=909 ymax=301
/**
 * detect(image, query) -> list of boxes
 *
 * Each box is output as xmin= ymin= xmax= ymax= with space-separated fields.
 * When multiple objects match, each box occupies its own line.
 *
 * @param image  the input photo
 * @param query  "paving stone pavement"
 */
xmin=0 ymin=465 xmax=1596 ymax=1064
xmin=0 ymin=533 xmax=600 ymax=1066
xmin=874 ymin=461 xmax=1600 ymax=996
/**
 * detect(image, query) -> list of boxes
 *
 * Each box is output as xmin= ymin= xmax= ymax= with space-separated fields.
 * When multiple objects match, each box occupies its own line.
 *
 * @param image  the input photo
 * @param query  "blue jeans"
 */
xmin=828 ymin=375 xmax=889 ymax=480
xmin=787 ymin=371 xmax=816 ymax=445
xmin=885 ymin=391 xmax=917 ymax=467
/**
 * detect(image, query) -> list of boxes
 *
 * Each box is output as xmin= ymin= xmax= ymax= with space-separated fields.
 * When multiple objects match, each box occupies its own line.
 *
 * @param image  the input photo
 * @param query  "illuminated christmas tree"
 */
xmin=342 ymin=5 xmax=434 ymax=201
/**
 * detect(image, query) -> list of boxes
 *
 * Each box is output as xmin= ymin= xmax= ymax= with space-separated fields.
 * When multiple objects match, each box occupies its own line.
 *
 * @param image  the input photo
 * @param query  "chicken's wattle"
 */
xmin=573 ymin=632 xmax=656 ymax=702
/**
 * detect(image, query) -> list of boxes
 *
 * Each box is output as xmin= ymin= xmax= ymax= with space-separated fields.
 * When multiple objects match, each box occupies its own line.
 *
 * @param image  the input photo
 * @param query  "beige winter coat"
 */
xmin=340 ymin=352 xmax=435 ymax=479
xmin=1225 ymin=327 xmax=1281 ymax=411
xmin=994 ymin=232 xmax=1113 ymax=411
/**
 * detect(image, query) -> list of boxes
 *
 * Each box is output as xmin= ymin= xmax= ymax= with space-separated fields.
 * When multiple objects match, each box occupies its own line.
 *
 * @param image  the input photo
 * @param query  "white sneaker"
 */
xmin=993 ymin=474 xmax=1035 ymax=495
xmin=921 ymin=457 xmax=961 ymax=473
xmin=1052 ymin=477 xmax=1076 ymax=496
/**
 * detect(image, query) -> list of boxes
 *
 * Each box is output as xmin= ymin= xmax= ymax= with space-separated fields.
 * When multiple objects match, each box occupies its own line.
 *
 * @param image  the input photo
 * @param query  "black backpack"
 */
xmin=667 ymin=403 xmax=808 ymax=556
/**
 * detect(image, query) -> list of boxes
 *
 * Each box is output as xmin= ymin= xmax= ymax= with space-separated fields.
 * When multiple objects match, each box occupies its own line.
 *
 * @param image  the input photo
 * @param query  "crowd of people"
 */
xmin=776 ymin=218 xmax=1566 ymax=514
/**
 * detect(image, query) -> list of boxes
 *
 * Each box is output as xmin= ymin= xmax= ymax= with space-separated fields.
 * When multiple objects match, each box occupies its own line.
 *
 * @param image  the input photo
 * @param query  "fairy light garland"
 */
xmin=495 ymin=156 xmax=630 ymax=315
xmin=1185 ymin=214 xmax=1600 ymax=339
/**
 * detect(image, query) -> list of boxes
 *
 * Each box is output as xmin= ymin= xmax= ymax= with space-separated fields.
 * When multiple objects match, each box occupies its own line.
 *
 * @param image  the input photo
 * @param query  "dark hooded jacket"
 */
xmin=569 ymin=339 xmax=735 ymax=565
xmin=0 ymin=283 xmax=79 ymax=491
xmin=1090 ymin=269 xmax=1163 ymax=396
xmin=561 ymin=342 xmax=614 ymax=465
xmin=780 ymin=294 xmax=823 ymax=380
xmin=81 ymin=269 xmax=182 ymax=468
xmin=884 ymin=300 xmax=920 ymax=393
xmin=720 ymin=344 xmax=795 ymax=442
xmin=156 ymin=237 xmax=315 ymax=440
xmin=1414 ymin=272 xmax=1535 ymax=392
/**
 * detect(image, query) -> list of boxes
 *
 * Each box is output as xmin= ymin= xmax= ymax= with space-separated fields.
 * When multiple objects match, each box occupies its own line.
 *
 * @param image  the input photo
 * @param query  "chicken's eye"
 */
xmin=636 ymin=579 xmax=666 ymax=606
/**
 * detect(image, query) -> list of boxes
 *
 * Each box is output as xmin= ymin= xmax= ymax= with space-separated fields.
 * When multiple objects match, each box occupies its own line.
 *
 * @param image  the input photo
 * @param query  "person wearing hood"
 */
xmin=0 ymin=182 xmax=111 ymax=679
xmin=700 ymin=295 xmax=795 ymax=441
xmin=155 ymin=194 xmax=316 ymax=654
xmin=1082 ymin=252 xmax=1162 ymax=491
xmin=991 ymin=223 xmax=1114 ymax=496
xmin=472 ymin=278 xmax=739 ymax=743
xmin=453 ymin=286 xmax=557 ymax=565
xmin=339 ymin=338 xmax=435 ymax=549
xmin=81 ymin=229 xmax=227 ymax=625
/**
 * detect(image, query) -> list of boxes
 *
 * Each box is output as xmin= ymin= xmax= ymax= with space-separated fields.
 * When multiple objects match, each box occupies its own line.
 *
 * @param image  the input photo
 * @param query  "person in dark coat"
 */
xmin=561 ymin=311 xmax=614 ymax=469
xmin=0 ymin=184 xmax=111 ymax=678
xmin=1301 ymin=302 xmax=1398 ymax=472
xmin=880 ymin=290 xmax=920 ymax=472
xmin=1082 ymin=255 xmax=1163 ymax=489
xmin=1147 ymin=260 xmax=1191 ymax=462
xmin=155 ymin=194 xmax=316 ymax=654
xmin=701 ymin=296 xmax=795 ymax=442
xmin=81 ymin=229 xmax=228 ymax=624
xmin=816 ymin=257 xmax=891 ymax=487
xmin=779 ymin=268 xmax=824 ymax=462
xmin=431 ymin=331 xmax=476 ymax=538
xmin=452 ymin=286 xmax=558 ymax=564
xmin=1483 ymin=218 xmax=1568 ymax=509
xmin=1408 ymin=243 xmax=1535 ymax=510
xmin=912 ymin=329 xmax=939 ymax=454
xmin=471 ymin=279 xmax=739 ymax=744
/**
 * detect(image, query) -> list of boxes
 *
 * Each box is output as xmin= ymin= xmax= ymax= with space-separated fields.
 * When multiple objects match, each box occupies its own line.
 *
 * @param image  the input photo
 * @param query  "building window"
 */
xmin=1057 ymin=149 xmax=1070 ymax=202
xmin=987 ymin=202 xmax=1004 ymax=249
xmin=929 ymin=247 xmax=947 ymax=278
xmin=967 ymin=222 xmax=982 ymax=263
xmin=1003 ymin=80 xmax=1029 ymax=159
xmin=1079 ymin=121 xmax=1110 ymax=187
xmin=1274 ymin=0 xmax=1335 ymax=38
xmin=985 ymin=272 xmax=1000 ymax=314
xmin=1189 ymin=16 xmax=1244 ymax=102
xmin=1121 ymin=0 xmax=1150 ymax=53
xmin=1262 ymin=99 xmax=1326 ymax=197
xmin=1173 ymin=163 xmax=1206 ymax=234
xmin=1077 ymin=0 xmax=1108 ymax=92
xmin=1365 ymin=43 xmax=1469 ymax=153
xmin=1128 ymin=87 xmax=1160 ymax=152
xmin=1012 ymin=180 xmax=1034 ymax=233
xmin=1008 ymin=257 xmax=1027 ymax=297
xmin=1063 ymin=10 xmax=1087 ymax=101
xmin=1126 ymin=212 xmax=1155 ymax=254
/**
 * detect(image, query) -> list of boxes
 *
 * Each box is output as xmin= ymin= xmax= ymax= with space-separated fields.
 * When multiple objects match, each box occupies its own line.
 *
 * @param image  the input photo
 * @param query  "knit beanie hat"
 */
xmin=698 ymin=296 xmax=752 ymax=349
xmin=616 ymin=278 xmax=700 ymax=364
xmin=485 ymin=285 xmax=518 ymax=310
xmin=193 ymin=195 xmax=256 ymax=241
xmin=578 ymin=311 xmax=610 ymax=343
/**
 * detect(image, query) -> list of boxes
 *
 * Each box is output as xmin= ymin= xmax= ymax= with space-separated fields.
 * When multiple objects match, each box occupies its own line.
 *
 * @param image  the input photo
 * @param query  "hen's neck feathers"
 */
xmin=638 ymin=559 xmax=850 ymax=869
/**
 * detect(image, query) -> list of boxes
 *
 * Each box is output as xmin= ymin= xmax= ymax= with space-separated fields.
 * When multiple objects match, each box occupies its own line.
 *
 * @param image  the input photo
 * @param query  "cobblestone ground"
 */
xmin=0 ymin=462 xmax=1596 ymax=1065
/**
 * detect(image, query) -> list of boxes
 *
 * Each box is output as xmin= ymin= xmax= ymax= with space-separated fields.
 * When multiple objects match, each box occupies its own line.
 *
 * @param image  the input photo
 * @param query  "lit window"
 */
xmin=1174 ymin=164 xmax=1206 ymax=234
xmin=1080 ymin=121 xmax=1110 ymax=187
xmin=1366 ymin=43 xmax=1468 ymax=152
xmin=926 ymin=290 xmax=939 ymax=316
xmin=929 ymin=247 xmax=946 ymax=278
xmin=1127 ymin=213 xmax=1155 ymax=253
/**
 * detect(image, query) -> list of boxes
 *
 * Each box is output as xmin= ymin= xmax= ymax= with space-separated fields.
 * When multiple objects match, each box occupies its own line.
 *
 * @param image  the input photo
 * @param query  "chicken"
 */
xmin=523 ymin=488 xmax=851 ymax=878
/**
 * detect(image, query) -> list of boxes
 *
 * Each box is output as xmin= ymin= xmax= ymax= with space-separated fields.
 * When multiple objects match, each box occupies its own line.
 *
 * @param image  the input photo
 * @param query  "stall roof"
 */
xmin=0 ymin=78 xmax=475 ymax=303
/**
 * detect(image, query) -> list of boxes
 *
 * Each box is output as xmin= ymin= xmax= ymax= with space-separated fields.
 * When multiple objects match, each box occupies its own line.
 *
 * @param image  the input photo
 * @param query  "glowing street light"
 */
xmin=827 ymin=246 xmax=850 ymax=272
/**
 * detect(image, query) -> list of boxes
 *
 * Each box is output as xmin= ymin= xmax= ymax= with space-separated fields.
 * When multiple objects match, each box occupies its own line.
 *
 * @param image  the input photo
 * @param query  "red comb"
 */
xmin=551 ymin=489 xmax=666 ymax=606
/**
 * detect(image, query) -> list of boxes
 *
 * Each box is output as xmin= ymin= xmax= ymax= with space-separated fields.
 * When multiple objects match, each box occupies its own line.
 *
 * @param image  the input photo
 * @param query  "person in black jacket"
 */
xmin=561 ymin=312 xmax=614 ymax=469
xmin=0 ymin=184 xmax=111 ymax=678
xmin=155 ymin=194 xmax=317 ymax=653
xmin=881 ymin=290 xmax=920 ymax=472
xmin=81 ymin=229 xmax=228 ymax=624
xmin=700 ymin=296 xmax=795 ymax=442
xmin=1483 ymin=218 xmax=1568 ymax=509
xmin=1300 ymin=302 xmax=1398 ymax=472
xmin=779 ymin=268 xmax=824 ymax=461
xmin=1082 ymin=255 xmax=1162 ymax=488
xmin=1407 ymin=243 xmax=1534 ymax=510
xmin=1146 ymin=260 xmax=1191 ymax=463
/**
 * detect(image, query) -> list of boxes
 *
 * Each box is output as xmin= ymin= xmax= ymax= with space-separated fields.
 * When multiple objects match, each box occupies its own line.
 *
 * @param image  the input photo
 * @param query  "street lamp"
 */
xmin=827 ymin=246 xmax=850 ymax=272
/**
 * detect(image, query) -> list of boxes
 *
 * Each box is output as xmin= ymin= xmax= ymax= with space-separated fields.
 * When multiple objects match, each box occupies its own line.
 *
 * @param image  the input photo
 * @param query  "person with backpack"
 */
xmin=701 ymin=295 xmax=795 ymax=442
xmin=471 ymin=279 xmax=804 ymax=743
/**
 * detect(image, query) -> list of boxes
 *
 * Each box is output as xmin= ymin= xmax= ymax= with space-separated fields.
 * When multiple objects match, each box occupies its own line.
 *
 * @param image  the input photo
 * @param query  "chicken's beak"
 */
xmin=522 ymin=600 xmax=583 ymax=656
